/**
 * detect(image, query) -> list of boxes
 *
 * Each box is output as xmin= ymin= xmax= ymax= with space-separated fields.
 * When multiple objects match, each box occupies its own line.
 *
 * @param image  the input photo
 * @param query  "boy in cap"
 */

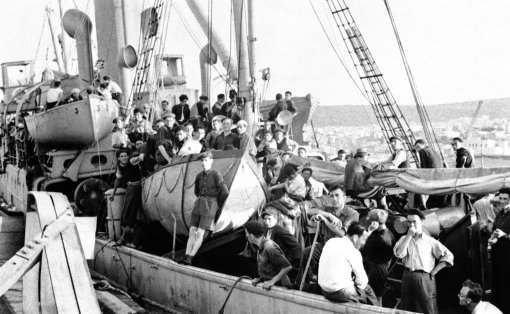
xmin=183 ymin=151 xmax=229 ymax=264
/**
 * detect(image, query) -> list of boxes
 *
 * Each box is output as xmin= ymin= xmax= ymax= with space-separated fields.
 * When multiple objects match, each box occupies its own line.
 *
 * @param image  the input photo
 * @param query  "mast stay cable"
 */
xmin=382 ymin=0 xmax=446 ymax=165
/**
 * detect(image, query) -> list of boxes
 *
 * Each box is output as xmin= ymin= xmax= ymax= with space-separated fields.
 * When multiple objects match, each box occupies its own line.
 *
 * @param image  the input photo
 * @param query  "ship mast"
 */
xmin=232 ymin=0 xmax=255 ymax=134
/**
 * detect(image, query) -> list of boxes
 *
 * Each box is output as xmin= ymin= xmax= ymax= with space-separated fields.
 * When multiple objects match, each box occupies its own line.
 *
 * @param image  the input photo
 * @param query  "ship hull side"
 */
xmin=93 ymin=240 xmax=415 ymax=314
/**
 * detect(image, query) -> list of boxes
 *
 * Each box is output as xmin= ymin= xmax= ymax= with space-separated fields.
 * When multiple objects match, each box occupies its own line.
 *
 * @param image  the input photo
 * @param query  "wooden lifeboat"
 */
xmin=142 ymin=149 xmax=267 ymax=236
xmin=24 ymin=95 xmax=118 ymax=147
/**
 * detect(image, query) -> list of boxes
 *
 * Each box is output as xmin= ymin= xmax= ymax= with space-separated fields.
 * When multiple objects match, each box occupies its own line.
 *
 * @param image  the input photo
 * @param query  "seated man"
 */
xmin=458 ymin=279 xmax=502 ymax=314
xmin=262 ymin=208 xmax=303 ymax=283
xmin=344 ymin=148 xmax=387 ymax=209
xmin=318 ymin=222 xmax=378 ymax=305
xmin=246 ymin=221 xmax=293 ymax=290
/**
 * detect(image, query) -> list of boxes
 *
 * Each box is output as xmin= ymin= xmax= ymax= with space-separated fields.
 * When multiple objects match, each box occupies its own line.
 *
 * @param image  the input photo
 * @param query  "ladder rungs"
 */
xmin=331 ymin=7 xmax=349 ymax=14
xmin=360 ymin=74 xmax=383 ymax=80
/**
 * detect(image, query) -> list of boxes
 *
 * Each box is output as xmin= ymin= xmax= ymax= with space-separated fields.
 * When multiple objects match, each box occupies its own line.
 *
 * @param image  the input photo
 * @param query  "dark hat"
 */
xmin=179 ymin=94 xmax=189 ymax=101
xmin=354 ymin=148 xmax=369 ymax=158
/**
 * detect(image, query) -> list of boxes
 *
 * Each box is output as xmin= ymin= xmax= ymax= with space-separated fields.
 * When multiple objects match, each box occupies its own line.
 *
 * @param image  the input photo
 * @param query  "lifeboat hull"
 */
xmin=142 ymin=150 xmax=267 ymax=236
xmin=25 ymin=95 xmax=118 ymax=147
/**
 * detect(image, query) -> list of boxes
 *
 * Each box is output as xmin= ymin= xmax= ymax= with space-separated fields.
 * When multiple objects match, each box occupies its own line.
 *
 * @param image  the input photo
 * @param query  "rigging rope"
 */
xmin=382 ymin=0 xmax=446 ymax=164
xmin=307 ymin=0 xmax=372 ymax=106
xmin=174 ymin=4 xmax=234 ymax=90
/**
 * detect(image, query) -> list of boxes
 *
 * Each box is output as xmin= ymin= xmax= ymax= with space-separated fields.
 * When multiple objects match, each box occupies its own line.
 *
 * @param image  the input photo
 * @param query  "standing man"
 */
xmin=331 ymin=149 xmax=348 ymax=167
xmin=414 ymin=139 xmax=443 ymax=168
xmin=451 ymin=137 xmax=473 ymax=168
xmin=362 ymin=209 xmax=395 ymax=303
xmin=414 ymin=139 xmax=444 ymax=209
xmin=183 ymin=151 xmax=229 ymax=265
xmin=221 ymin=89 xmax=237 ymax=117
xmin=246 ymin=221 xmax=293 ymax=290
xmin=103 ymin=75 xmax=123 ymax=104
xmin=172 ymin=94 xmax=191 ymax=125
xmin=318 ymin=222 xmax=377 ymax=304
xmin=194 ymin=95 xmax=209 ymax=122
xmin=212 ymin=93 xmax=225 ymax=116
xmin=458 ymin=279 xmax=502 ymax=314
xmin=45 ymin=79 xmax=64 ymax=109
xmin=154 ymin=112 xmax=176 ymax=167
xmin=393 ymin=209 xmax=454 ymax=314
xmin=487 ymin=188 xmax=510 ymax=313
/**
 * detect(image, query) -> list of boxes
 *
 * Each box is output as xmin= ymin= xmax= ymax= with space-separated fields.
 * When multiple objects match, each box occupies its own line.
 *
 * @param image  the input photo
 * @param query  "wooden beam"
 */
xmin=48 ymin=192 xmax=101 ymax=313
xmin=32 ymin=192 xmax=80 ymax=313
xmin=0 ymin=209 xmax=74 ymax=297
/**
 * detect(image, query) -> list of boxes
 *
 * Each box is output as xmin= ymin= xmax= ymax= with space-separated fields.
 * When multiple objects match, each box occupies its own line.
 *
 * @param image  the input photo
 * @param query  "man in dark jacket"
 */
xmin=414 ymin=139 xmax=446 ymax=208
xmin=451 ymin=137 xmax=473 ymax=168
xmin=414 ymin=139 xmax=443 ymax=168
xmin=172 ymin=94 xmax=191 ymax=125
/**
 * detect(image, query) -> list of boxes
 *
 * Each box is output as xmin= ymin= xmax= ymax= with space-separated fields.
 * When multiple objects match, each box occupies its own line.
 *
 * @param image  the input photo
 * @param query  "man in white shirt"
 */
xmin=394 ymin=209 xmax=454 ymax=314
xmin=318 ymin=222 xmax=378 ymax=305
xmin=458 ymin=279 xmax=502 ymax=314
xmin=103 ymin=75 xmax=123 ymax=105
xmin=46 ymin=79 xmax=64 ymax=109
xmin=384 ymin=136 xmax=408 ymax=169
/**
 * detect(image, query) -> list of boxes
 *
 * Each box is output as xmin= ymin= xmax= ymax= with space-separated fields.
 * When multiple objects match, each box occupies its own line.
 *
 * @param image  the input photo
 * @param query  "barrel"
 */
xmin=104 ymin=188 xmax=126 ymax=241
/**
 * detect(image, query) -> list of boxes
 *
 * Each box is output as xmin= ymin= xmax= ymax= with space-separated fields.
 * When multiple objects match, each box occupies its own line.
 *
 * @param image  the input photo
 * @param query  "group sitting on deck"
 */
xmin=107 ymin=86 xmax=505 ymax=313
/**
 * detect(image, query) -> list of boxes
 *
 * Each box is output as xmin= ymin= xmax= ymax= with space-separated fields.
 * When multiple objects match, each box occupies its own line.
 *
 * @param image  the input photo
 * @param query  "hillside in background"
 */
xmin=311 ymin=97 xmax=510 ymax=127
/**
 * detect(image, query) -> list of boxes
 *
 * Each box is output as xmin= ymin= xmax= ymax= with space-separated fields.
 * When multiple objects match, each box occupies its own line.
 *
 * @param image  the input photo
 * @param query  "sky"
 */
xmin=2 ymin=0 xmax=510 ymax=108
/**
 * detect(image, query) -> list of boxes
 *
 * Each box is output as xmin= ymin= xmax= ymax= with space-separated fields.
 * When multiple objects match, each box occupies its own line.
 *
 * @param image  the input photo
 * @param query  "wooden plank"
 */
xmin=30 ymin=192 xmax=80 ymax=313
xmin=24 ymin=212 xmax=58 ymax=314
xmin=48 ymin=192 xmax=101 ymax=313
xmin=23 ymin=212 xmax=43 ymax=314
xmin=0 ymin=209 xmax=73 ymax=297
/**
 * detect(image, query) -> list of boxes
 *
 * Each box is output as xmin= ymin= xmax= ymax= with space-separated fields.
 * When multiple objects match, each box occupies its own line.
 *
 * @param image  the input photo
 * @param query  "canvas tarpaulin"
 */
xmin=368 ymin=167 xmax=510 ymax=195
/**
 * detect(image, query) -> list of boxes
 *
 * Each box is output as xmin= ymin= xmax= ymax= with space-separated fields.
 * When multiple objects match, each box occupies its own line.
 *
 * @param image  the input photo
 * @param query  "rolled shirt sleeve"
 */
xmin=431 ymin=238 xmax=454 ymax=267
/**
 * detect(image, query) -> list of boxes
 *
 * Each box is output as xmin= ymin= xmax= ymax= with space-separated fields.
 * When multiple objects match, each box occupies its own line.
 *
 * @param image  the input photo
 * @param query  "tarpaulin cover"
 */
xmin=286 ymin=155 xmax=344 ymax=187
xmin=368 ymin=167 xmax=510 ymax=195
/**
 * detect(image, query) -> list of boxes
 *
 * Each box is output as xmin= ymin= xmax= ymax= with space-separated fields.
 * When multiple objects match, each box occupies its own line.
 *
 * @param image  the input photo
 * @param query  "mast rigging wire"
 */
xmin=382 ymin=0 xmax=446 ymax=164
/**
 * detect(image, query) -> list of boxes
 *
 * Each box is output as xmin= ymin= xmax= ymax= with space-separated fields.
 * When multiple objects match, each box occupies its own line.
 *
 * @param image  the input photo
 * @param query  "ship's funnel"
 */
xmin=63 ymin=9 xmax=93 ymax=85
xmin=118 ymin=45 xmax=138 ymax=68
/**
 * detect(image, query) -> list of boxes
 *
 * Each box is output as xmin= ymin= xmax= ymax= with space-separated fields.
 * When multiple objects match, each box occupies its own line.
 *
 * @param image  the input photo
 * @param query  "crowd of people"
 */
xmin=53 ymin=74 xmax=500 ymax=313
